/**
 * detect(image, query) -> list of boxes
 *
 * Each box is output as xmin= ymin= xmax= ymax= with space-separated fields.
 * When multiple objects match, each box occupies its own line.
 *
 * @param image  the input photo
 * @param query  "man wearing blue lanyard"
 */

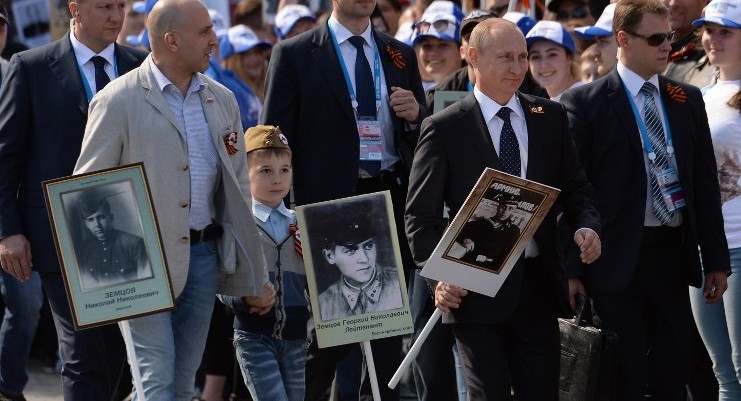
xmin=560 ymin=0 xmax=730 ymax=399
xmin=261 ymin=0 xmax=426 ymax=397
xmin=0 ymin=0 xmax=147 ymax=398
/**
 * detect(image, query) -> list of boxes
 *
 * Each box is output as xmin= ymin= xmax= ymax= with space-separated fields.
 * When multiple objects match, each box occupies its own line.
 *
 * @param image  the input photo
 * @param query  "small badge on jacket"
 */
xmin=224 ymin=132 xmax=239 ymax=155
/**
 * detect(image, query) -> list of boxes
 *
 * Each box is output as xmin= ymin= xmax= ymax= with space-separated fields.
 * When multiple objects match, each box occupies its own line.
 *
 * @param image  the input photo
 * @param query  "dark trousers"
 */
xmin=40 ymin=271 xmax=127 ymax=401
xmin=591 ymin=227 xmax=693 ymax=401
xmin=409 ymin=269 xmax=458 ymax=401
xmin=304 ymin=332 xmax=402 ymax=401
xmin=452 ymin=258 xmax=561 ymax=401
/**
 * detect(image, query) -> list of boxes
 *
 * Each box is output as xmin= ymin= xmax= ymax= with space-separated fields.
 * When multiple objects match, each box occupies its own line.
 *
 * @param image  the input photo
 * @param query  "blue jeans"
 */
xmin=0 ymin=270 xmax=43 ymax=396
xmin=124 ymin=241 xmax=218 ymax=401
xmin=234 ymin=330 xmax=307 ymax=401
xmin=691 ymin=247 xmax=741 ymax=401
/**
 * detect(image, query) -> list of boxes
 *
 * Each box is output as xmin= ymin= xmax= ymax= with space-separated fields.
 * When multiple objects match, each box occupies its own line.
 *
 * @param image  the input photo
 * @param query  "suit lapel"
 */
xmin=140 ymin=60 xmax=186 ymax=138
xmin=606 ymin=70 xmax=643 ymax=157
xmin=200 ymin=84 xmax=239 ymax=185
xmin=48 ymin=37 xmax=87 ymax=114
xmin=519 ymin=93 xmax=546 ymax=182
xmin=461 ymin=94 xmax=499 ymax=168
xmin=311 ymin=21 xmax=355 ymax=122
xmin=658 ymin=76 xmax=690 ymax=175
xmin=113 ymin=44 xmax=142 ymax=76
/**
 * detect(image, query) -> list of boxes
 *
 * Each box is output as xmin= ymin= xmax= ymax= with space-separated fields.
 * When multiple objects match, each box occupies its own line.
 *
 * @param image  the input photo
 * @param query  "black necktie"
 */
xmin=91 ymin=56 xmax=111 ymax=93
xmin=347 ymin=36 xmax=376 ymax=118
xmin=640 ymin=82 xmax=673 ymax=224
xmin=496 ymin=107 xmax=521 ymax=177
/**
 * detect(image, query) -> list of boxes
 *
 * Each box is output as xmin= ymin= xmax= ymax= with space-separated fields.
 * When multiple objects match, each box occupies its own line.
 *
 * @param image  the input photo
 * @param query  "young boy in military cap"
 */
xmin=219 ymin=125 xmax=308 ymax=401
xmin=318 ymin=207 xmax=404 ymax=321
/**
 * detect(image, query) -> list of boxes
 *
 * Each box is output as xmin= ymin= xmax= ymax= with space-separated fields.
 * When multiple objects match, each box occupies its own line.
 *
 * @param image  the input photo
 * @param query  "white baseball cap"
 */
xmin=574 ymin=3 xmax=616 ymax=39
xmin=692 ymin=0 xmax=741 ymax=28
xmin=274 ymin=4 xmax=316 ymax=39
xmin=526 ymin=20 xmax=576 ymax=53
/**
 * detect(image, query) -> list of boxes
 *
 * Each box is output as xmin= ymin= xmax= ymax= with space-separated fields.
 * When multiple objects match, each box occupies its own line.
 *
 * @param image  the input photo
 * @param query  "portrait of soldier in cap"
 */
xmin=73 ymin=189 xmax=152 ymax=291
xmin=455 ymin=191 xmax=522 ymax=272
xmin=312 ymin=199 xmax=404 ymax=321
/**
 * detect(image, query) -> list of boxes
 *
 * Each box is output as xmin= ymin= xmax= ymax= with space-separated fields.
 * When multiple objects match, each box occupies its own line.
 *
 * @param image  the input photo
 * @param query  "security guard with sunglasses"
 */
xmin=560 ymin=0 xmax=730 ymax=399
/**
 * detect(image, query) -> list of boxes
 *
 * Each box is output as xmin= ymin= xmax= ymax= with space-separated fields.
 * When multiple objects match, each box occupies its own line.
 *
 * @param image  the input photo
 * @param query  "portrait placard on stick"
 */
xmin=421 ymin=168 xmax=560 ymax=297
xmin=296 ymin=191 xmax=413 ymax=349
xmin=43 ymin=163 xmax=174 ymax=330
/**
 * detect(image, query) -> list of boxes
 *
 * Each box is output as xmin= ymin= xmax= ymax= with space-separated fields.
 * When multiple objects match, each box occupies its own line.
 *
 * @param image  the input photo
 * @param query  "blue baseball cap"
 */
xmin=274 ymin=4 xmax=316 ymax=39
xmin=502 ymin=12 xmax=537 ymax=36
xmin=574 ymin=3 xmax=616 ymax=39
xmin=526 ymin=20 xmax=576 ymax=54
xmin=692 ymin=0 xmax=741 ymax=28
xmin=127 ymin=28 xmax=150 ymax=49
xmin=219 ymin=25 xmax=272 ymax=59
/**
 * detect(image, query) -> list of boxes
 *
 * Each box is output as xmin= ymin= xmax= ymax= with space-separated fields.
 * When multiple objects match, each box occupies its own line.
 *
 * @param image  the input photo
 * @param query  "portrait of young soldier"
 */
xmin=74 ymin=194 xmax=151 ymax=291
xmin=312 ymin=201 xmax=404 ymax=321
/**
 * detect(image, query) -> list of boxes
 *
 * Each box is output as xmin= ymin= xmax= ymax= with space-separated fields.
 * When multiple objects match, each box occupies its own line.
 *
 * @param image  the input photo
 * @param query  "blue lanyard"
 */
xmin=623 ymin=80 xmax=675 ymax=163
xmin=79 ymin=53 xmax=119 ymax=102
xmin=327 ymin=21 xmax=382 ymax=116
xmin=467 ymin=81 xmax=474 ymax=92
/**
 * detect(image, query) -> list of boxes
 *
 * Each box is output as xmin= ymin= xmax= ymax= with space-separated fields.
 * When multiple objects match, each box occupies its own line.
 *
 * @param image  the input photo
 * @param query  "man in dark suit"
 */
xmin=405 ymin=18 xmax=602 ymax=401
xmin=0 ymin=0 xmax=147 ymax=398
xmin=261 ymin=0 xmax=426 ymax=397
xmin=559 ymin=0 xmax=729 ymax=399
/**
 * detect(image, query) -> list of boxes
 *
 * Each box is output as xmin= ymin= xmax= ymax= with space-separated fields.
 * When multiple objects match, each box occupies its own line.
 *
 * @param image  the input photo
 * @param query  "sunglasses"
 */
xmin=556 ymin=7 xmax=589 ymax=21
xmin=623 ymin=30 xmax=675 ymax=46
xmin=415 ymin=19 xmax=455 ymax=33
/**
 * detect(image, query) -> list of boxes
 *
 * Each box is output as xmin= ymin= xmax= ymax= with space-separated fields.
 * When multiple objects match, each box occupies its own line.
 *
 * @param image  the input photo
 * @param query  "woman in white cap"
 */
xmin=690 ymin=0 xmax=741 ymax=398
xmin=220 ymin=24 xmax=272 ymax=102
xmin=526 ymin=20 xmax=583 ymax=101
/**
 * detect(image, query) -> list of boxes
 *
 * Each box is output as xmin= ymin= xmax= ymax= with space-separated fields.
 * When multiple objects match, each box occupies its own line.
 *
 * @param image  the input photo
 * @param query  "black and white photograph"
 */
xmin=304 ymin=195 xmax=403 ymax=321
xmin=43 ymin=163 xmax=174 ymax=329
xmin=421 ymin=168 xmax=560 ymax=298
xmin=447 ymin=181 xmax=546 ymax=274
xmin=61 ymin=181 xmax=153 ymax=292
xmin=296 ymin=191 xmax=413 ymax=348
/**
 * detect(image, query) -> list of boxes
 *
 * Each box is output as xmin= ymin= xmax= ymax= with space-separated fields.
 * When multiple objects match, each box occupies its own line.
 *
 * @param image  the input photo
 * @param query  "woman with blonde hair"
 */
xmin=220 ymin=24 xmax=272 ymax=103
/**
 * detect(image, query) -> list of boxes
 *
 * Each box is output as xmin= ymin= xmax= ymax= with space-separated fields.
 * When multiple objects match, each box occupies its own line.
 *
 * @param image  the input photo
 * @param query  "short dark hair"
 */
xmin=613 ymin=0 xmax=668 ymax=36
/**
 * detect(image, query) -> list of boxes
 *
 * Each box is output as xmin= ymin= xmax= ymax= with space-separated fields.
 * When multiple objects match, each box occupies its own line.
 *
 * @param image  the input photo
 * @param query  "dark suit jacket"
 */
xmin=559 ymin=69 xmax=729 ymax=294
xmin=405 ymin=93 xmax=601 ymax=323
xmin=261 ymin=20 xmax=427 ymax=205
xmin=0 ymin=36 xmax=147 ymax=273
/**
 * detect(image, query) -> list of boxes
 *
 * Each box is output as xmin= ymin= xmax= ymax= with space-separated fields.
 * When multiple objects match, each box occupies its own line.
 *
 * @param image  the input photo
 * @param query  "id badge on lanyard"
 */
xmin=652 ymin=164 xmax=686 ymax=212
xmin=358 ymin=117 xmax=383 ymax=161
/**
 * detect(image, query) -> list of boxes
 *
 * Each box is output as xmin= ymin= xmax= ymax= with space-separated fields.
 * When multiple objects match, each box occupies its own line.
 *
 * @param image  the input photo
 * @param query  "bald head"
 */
xmin=147 ymin=0 xmax=206 ymax=49
xmin=469 ymin=18 xmax=525 ymax=56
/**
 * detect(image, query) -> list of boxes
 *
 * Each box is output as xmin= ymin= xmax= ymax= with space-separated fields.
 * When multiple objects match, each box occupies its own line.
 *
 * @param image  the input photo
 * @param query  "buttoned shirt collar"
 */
xmin=617 ymin=61 xmax=660 ymax=98
xmin=70 ymin=32 xmax=116 ymax=69
xmin=473 ymin=87 xmax=526 ymax=125
xmin=148 ymin=57 xmax=205 ymax=94
xmin=252 ymin=199 xmax=294 ymax=223
xmin=328 ymin=15 xmax=373 ymax=47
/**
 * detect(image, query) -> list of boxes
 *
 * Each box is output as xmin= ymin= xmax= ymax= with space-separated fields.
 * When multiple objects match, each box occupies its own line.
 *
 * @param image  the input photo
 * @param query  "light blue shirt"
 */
xmin=149 ymin=58 xmax=220 ymax=230
xmin=252 ymin=199 xmax=295 ymax=243
xmin=328 ymin=16 xmax=400 ymax=170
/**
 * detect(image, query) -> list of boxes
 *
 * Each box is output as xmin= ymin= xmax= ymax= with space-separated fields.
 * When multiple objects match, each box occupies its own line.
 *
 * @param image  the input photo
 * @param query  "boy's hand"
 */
xmin=243 ymin=282 xmax=276 ymax=315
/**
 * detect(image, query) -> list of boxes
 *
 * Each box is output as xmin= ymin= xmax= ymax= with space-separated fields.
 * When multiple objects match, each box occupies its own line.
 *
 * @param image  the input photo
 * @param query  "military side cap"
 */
xmin=244 ymin=125 xmax=291 ymax=153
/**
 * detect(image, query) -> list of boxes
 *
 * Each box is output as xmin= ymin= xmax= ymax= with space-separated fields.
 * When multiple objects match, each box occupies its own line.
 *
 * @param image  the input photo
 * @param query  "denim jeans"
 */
xmin=691 ymin=247 xmax=741 ymax=401
xmin=0 ymin=270 xmax=43 ymax=396
xmin=124 ymin=241 xmax=218 ymax=401
xmin=234 ymin=330 xmax=307 ymax=401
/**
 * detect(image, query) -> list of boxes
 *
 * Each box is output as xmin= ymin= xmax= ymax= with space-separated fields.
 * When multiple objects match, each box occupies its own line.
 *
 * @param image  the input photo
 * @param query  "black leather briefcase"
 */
xmin=558 ymin=294 xmax=618 ymax=401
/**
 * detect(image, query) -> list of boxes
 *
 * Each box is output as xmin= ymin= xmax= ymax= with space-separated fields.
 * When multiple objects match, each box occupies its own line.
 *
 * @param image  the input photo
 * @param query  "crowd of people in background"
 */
xmin=0 ymin=0 xmax=738 ymax=398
